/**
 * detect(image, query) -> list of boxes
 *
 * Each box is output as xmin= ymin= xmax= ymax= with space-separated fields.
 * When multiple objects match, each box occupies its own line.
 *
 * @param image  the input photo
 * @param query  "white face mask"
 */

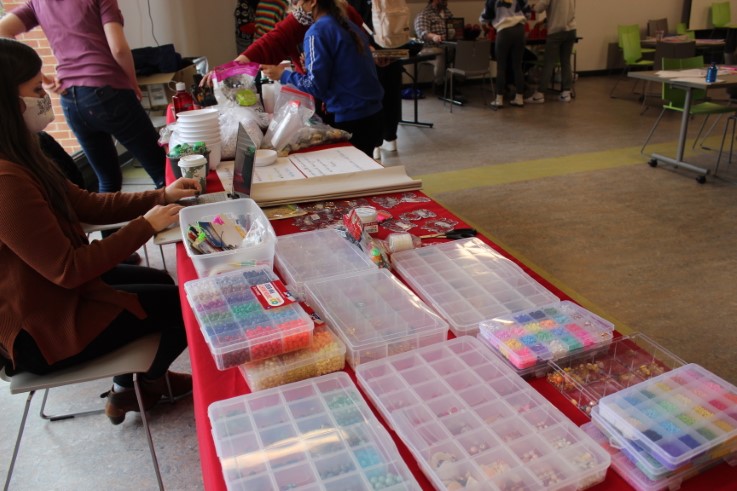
xmin=20 ymin=94 xmax=55 ymax=133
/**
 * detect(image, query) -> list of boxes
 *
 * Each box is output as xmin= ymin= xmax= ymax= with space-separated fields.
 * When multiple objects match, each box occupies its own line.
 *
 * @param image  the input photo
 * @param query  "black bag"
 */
xmin=132 ymin=44 xmax=183 ymax=76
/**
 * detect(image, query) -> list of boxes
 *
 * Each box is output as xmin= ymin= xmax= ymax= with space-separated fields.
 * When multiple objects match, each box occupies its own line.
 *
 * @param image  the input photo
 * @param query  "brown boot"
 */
xmin=140 ymin=371 xmax=193 ymax=401
xmin=103 ymin=386 xmax=161 ymax=425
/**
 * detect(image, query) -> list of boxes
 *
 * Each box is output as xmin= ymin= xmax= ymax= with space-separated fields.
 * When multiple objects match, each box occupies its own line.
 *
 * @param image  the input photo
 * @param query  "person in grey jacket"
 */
xmin=529 ymin=0 xmax=576 ymax=103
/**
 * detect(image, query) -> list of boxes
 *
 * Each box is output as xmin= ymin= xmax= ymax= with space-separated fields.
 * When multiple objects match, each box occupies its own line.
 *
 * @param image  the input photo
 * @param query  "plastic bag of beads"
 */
xmin=212 ymin=61 xmax=261 ymax=107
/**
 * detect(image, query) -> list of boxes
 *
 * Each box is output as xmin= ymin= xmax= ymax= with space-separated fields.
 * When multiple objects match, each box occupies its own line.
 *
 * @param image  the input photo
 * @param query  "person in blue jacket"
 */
xmin=261 ymin=0 xmax=384 ymax=156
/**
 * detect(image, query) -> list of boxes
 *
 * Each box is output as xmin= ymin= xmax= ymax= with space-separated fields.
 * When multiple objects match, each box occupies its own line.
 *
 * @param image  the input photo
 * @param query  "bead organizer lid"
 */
xmin=303 ymin=269 xmax=449 ymax=368
xmin=581 ymin=421 xmax=733 ymax=491
xmin=275 ymin=228 xmax=377 ymax=299
xmin=598 ymin=364 xmax=737 ymax=470
xmin=184 ymin=267 xmax=314 ymax=370
xmin=208 ymin=372 xmax=420 ymax=491
xmin=239 ymin=324 xmax=346 ymax=391
xmin=391 ymin=238 xmax=559 ymax=337
xmin=478 ymin=301 xmax=615 ymax=372
xmin=356 ymin=337 xmax=611 ymax=491
xmin=547 ymin=332 xmax=686 ymax=416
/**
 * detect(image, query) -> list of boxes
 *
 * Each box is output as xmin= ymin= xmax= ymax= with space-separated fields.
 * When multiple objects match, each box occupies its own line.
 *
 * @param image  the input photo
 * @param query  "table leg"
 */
xmin=399 ymin=59 xmax=434 ymax=128
xmin=648 ymin=87 xmax=710 ymax=181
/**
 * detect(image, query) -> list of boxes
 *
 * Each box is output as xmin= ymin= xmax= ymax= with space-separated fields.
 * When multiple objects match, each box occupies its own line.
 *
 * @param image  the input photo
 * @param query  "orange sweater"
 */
xmin=0 ymin=159 xmax=165 ymax=366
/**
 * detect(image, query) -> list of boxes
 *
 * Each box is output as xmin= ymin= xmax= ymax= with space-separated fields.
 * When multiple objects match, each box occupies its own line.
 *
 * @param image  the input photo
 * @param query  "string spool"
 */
xmin=387 ymin=232 xmax=419 ymax=253
xmin=354 ymin=206 xmax=379 ymax=233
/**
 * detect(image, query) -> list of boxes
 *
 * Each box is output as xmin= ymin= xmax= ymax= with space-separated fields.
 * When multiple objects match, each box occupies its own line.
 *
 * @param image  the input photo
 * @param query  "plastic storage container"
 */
xmin=303 ymin=269 xmax=449 ymax=368
xmin=239 ymin=324 xmax=346 ymax=391
xmin=208 ymin=372 xmax=420 ymax=491
xmin=598 ymin=364 xmax=737 ymax=470
xmin=356 ymin=337 xmax=611 ymax=491
xmin=582 ymin=421 xmax=735 ymax=491
xmin=179 ymin=198 xmax=276 ymax=278
xmin=478 ymin=301 xmax=615 ymax=375
xmin=184 ymin=267 xmax=314 ymax=369
xmin=590 ymin=407 xmax=737 ymax=482
xmin=547 ymin=332 xmax=686 ymax=416
xmin=391 ymin=238 xmax=558 ymax=337
xmin=275 ymin=228 xmax=377 ymax=299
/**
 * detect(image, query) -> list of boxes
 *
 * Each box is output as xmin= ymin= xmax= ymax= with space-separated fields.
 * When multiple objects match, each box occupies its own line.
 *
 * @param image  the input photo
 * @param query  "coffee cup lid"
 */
xmin=178 ymin=154 xmax=208 ymax=167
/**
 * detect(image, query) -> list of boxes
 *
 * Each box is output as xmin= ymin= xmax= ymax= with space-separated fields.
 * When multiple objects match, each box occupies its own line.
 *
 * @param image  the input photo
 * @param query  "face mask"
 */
xmin=292 ymin=5 xmax=314 ymax=26
xmin=21 ymin=94 xmax=55 ymax=133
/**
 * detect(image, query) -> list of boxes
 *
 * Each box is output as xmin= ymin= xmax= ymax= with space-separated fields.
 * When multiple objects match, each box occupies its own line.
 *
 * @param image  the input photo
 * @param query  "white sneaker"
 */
xmin=524 ymin=91 xmax=545 ymax=104
xmin=509 ymin=94 xmax=524 ymax=107
xmin=373 ymin=147 xmax=381 ymax=160
xmin=381 ymin=139 xmax=397 ymax=152
xmin=559 ymin=91 xmax=572 ymax=102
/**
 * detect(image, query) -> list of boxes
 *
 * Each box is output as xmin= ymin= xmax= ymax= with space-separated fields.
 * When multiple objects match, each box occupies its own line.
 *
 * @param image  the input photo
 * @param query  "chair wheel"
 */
xmin=696 ymin=175 xmax=706 ymax=184
xmin=648 ymin=159 xmax=658 ymax=167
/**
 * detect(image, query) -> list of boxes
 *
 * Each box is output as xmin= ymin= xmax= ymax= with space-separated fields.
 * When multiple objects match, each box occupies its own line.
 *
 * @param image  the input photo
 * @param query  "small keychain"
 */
xmin=381 ymin=219 xmax=415 ymax=233
xmin=422 ymin=218 xmax=458 ymax=233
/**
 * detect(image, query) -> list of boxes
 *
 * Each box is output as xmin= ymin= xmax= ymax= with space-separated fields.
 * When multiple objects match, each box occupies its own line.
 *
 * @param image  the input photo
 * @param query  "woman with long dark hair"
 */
xmin=0 ymin=39 xmax=200 ymax=424
xmin=261 ymin=0 xmax=384 ymax=156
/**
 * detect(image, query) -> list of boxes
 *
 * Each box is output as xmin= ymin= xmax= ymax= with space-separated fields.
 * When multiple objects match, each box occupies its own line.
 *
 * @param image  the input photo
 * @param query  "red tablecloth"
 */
xmin=167 ymin=155 xmax=736 ymax=491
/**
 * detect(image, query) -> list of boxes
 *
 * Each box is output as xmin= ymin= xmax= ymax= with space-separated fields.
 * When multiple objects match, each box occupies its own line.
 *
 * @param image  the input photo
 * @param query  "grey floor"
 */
xmin=1 ymin=74 xmax=736 ymax=490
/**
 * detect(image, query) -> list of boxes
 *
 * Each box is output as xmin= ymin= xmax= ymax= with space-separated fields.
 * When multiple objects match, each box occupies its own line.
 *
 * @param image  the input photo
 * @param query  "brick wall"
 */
xmin=4 ymin=0 xmax=81 ymax=154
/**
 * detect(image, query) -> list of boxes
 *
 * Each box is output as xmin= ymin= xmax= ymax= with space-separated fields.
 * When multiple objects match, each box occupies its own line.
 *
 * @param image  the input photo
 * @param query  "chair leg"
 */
xmin=38 ymin=387 xmax=104 ymax=421
xmin=449 ymin=74 xmax=455 ymax=113
xmin=692 ymin=115 xmax=711 ymax=150
xmin=698 ymin=113 xmax=727 ymax=151
xmin=134 ymin=373 xmax=164 ymax=491
xmin=158 ymin=244 xmax=167 ymax=271
xmin=641 ymin=108 xmax=668 ymax=154
xmin=715 ymin=116 xmax=736 ymax=176
xmin=4 ymin=391 xmax=35 ymax=491
xmin=609 ymin=66 xmax=627 ymax=98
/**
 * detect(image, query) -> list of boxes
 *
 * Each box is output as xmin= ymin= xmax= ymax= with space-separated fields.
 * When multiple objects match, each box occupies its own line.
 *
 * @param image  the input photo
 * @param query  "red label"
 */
xmin=343 ymin=209 xmax=364 ymax=241
xmin=250 ymin=280 xmax=296 ymax=309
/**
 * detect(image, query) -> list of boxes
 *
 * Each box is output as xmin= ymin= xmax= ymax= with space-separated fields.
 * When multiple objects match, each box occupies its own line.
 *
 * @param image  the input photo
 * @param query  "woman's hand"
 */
xmin=200 ymin=55 xmax=251 ymax=87
xmin=261 ymin=64 xmax=286 ymax=81
xmin=164 ymin=177 xmax=201 ymax=204
xmin=144 ymin=204 xmax=184 ymax=232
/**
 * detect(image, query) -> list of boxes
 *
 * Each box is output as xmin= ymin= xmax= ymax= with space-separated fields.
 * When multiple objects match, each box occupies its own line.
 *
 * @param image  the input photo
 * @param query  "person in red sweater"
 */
xmin=0 ymin=38 xmax=201 ymax=424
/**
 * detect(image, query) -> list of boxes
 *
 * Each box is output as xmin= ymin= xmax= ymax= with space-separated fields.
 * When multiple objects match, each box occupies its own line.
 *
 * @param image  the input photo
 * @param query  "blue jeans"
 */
xmin=540 ymin=29 xmax=577 ymax=92
xmin=61 ymin=86 xmax=166 ymax=192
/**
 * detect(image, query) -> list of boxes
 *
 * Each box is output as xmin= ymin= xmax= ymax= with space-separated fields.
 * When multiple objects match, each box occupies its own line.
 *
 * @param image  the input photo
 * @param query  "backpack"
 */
xmin=371 ymin=0 xmax=411 ymax=48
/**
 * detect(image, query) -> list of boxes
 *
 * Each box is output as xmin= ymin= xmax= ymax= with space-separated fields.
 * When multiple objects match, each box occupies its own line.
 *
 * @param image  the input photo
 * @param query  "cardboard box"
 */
xmin=137 ymin=64 xmax=197 ymax=110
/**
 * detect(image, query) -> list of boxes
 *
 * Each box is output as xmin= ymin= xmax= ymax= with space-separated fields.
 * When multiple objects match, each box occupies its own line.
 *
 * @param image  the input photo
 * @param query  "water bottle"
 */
xmin=172 ymin=82 xmax=198 ymax=116
xmin=706 ymin=62 xmax=718 ymax=83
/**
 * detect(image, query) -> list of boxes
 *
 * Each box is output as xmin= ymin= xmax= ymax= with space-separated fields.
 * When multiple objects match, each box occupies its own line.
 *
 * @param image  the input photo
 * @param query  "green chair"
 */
xmin=675 ymin=22 xmax=696 ymax=39
xmin=711 ymin=1 xmax=737 ymax=28
xmin=610 ymin=25 xmax=655 ymax=98
xmin=640 ymin=55 xmax=735 ymax=154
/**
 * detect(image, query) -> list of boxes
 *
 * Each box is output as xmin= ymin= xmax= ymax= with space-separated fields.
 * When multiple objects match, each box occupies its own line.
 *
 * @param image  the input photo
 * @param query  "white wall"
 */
xmin=120 ymin=0 xmax=689 ymax=73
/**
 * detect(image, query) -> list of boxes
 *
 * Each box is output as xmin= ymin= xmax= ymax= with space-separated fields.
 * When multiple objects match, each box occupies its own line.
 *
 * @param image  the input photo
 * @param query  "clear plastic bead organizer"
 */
xmin=275 ymin=228 xmax=377 ymax=299
xmin=184 ymin=267 xmax=314 ymax=370
xmin=239 ymin=324 xmax=347 ymax=392
xmin=303 ymin=269 xmax=449 ymax=369
xmin=477 ymin=301 xmax=615 ymax=374
xmin=355 ymin=337 xmax=611 ymax=491
xmin=582 ymin=421 xmax=734 ymax=491
xmin=208 ymin=372 xmax=420 ymax=491
xmin=589 ymin=407 xmax=737 ymax=483
xmin=391 ymin=238 xmax=559 ymax=337
xmin=598 ymin=364 xmax=737 ymax=470
xmin=546 ymin=333 xmax=686 ymax=416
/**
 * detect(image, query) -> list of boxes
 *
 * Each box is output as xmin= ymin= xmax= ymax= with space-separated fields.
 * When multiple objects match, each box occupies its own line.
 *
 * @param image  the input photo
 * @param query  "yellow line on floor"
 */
xmin=418 ymin=141 xmax=693 ymax=194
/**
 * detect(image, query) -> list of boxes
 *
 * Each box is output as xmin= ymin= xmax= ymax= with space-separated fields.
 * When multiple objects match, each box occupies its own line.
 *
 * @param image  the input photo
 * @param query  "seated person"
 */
xmin=414 ymin=0 xmax=454 ymax=95
xmin=0 ymin=38 xmax=201 ymax=425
